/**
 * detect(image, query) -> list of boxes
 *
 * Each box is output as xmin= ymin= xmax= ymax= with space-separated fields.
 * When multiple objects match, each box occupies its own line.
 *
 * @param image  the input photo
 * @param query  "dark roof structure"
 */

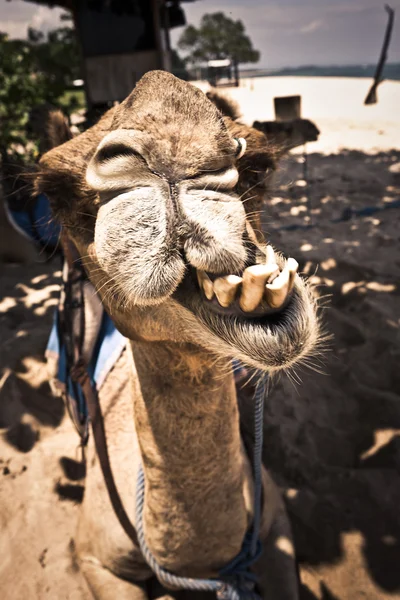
xmin=18 ymin=0 xmax=196 ymax=10
xmin=13 ymin=0 xmax=197 ymax=107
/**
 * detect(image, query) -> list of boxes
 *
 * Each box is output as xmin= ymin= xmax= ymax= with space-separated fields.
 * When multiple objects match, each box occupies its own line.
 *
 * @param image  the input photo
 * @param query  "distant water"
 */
xmin=240 ymin=63 xmax=400 ymax=82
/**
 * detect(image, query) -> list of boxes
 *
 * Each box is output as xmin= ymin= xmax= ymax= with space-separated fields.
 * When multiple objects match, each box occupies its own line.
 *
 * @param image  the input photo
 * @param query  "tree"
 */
xmin=28 ymin=24 xmax=81 ymax=100
xmin=0 ymin=18 xmax=81 ymax=163
xmin=178 ymin=12 xmax=260 ymax=74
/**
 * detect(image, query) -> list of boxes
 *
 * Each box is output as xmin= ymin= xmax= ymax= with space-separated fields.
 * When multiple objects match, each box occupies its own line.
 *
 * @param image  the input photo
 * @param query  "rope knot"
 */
xmin=217 ymin=581 xmax=261 ymax=600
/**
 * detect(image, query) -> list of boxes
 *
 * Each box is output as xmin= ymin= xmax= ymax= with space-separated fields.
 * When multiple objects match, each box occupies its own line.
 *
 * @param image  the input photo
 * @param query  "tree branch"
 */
xmin=364 ymin=5 xmax=395 ymax=105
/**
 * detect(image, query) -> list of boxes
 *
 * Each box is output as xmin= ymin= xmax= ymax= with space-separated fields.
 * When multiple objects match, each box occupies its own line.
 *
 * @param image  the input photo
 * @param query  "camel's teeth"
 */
xmin=196 ymin=270 xmax=214 ymax=300
xmin=214 ymin=274 xmax=242 ymax=307
xmin=287 ymin=258 xmax=299 ymax=292
xmin=267 ymin=264 xmax=280 ymax=283
xmin=264 ymin=265 xmax=290 ymax=309
xmin=265 ymin=245 xmax=276 ymax=265
xmin=239 ymin=263 xmax=280 ymax=312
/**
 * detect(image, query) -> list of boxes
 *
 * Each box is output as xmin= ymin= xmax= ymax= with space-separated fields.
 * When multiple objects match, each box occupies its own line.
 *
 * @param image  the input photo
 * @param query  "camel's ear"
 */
xmin=46 ymin=110 xmax=73 ymax=149
xmin=206 ymin=90 xmax=242 ymax=120
xmin=35 ymin=107 xmax=118 ymax=220
xmin=224 ymin=118 xmax=278 ymax=190
xmin=224 ymin=117 xmax=279 ymax=170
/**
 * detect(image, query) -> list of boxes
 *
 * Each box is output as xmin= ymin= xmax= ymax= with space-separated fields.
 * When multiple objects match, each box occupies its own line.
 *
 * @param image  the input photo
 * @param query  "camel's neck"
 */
xmin=130 ymin=341 xmax=251 ymax=578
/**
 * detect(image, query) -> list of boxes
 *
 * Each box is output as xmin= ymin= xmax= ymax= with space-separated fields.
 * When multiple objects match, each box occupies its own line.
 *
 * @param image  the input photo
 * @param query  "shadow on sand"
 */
xmin=0 ymin=148 xmax=399 ymax=598
xmin=257 ymin=149 xmax=400 ymax=599
xmin=0 ymin=261 xmax=64 ymax=452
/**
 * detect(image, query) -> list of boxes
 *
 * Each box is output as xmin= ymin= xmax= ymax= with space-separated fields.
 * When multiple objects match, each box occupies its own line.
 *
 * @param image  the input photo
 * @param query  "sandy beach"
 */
xmin=1 ymin=76 xmax=399 ymax=599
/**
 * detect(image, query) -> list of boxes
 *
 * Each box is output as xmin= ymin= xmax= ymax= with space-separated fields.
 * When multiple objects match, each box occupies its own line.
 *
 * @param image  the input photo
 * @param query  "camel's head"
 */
xmin=37 ymin=71 xmax=319 ymax=372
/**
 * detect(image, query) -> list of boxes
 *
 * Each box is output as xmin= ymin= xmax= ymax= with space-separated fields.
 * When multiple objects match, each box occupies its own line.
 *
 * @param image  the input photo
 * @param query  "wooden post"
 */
xmin=364 ymin=5 xmax=395 ymax=105
xmin=233 ymin=58 xmax=239 ymax=87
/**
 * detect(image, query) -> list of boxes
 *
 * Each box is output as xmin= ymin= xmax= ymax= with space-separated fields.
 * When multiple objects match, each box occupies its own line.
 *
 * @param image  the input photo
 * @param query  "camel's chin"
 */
xmin=173 ymin=267 xmax=319 ymax=372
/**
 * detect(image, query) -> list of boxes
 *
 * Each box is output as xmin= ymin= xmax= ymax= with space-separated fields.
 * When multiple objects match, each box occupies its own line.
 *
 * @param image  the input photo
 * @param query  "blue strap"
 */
xmin=7 ymin=193 xmax=61 ymax=248
xmin=46 ymin=308 xmax=126 ymax=438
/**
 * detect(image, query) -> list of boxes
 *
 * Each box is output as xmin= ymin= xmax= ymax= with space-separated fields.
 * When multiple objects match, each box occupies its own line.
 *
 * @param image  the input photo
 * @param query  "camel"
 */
xmin=0 ymin=108 xmax=70 ymax=264
xmin=0 ymin=183 xmax=42 ymax=263
xmin=35 ymin=71 xmax=320 ymax=599
xmin=206 ymin=90 xmax=320 ymax=152
xmin=252 ymin=119 xmax=320 ymax=153
xmin=0 ymin=151 xmax=42 ymax=264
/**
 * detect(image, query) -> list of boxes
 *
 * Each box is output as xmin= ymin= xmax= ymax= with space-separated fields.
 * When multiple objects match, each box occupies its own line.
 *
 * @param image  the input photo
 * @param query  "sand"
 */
xmin=1 ymin=76 xmax=399 ymax=599
xmin=196 ymin=76 xmax=400 ymax=153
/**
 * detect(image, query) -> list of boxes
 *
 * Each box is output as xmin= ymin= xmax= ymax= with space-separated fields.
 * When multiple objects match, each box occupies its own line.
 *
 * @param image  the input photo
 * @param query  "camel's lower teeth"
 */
xmin=239 ymin=263 xmax=279 ymax=312
xmin=196 ymin=270 xmax=214 ymax=300
xmin=264 ymin=265 xmax=290 ymax=308
xmin=196 ymin=251 xmax=299 ymax=313
xmin=214 ymin=274 xmax=242 ymax=307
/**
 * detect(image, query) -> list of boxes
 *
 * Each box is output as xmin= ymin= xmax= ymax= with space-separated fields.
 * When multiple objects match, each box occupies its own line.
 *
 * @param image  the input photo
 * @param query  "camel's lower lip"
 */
xmin=173 ymin=263 xmax=317 ymax=371
xmin=199 ymin=295 xmax=290 ymax=319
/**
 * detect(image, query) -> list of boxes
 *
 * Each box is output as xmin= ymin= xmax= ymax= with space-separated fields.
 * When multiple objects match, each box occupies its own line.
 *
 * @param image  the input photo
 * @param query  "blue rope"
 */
xmin=135 ymin=370 xmax=268 ymax=600
xmin=251 ymin=373 xmax=268 ymax=557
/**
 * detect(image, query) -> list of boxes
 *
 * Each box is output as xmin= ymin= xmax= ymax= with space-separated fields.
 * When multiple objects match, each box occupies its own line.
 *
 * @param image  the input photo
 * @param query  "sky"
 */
xmin=1 ymin=0 xmax=400 ymax=69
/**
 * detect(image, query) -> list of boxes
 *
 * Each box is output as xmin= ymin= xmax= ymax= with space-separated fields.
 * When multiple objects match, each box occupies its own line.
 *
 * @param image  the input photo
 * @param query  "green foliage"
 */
xmin=178 ymin=12 xmax=260 ymax=66
xmin=0 ymin=18 xmax=82 ymax=161
xmin=59 ymin=90 xmax=86 ymax=113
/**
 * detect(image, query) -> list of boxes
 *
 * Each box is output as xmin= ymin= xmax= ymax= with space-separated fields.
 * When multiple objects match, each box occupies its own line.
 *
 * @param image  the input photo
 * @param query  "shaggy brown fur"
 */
xmin=46 ymin=109 xmax=73 ymax=149
xmin=27 ymin=104 xmax=73 ymax=155
xmin=206 ymin=89 xmax=242 ymax=120
xmin=35 ymin=71 xmax=320 ymax=599
xmin=225 ymin=118 xmax=279 ymax=237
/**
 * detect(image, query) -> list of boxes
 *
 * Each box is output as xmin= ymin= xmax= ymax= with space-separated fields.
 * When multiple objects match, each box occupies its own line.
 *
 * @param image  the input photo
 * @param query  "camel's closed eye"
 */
xmin=96 ymin=143 xmax=144 ymax=164
xmin=184 ymin=166 xmax=239 ymax=193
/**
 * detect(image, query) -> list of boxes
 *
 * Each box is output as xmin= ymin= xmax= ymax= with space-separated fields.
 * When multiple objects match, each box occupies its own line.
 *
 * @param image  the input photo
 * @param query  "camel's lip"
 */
xmin=175 ymin=236 xmax=292 ymax=321
xmin=173 ymin=265 xmax=294 ymax=335
xmin=172 ymin=260 xmax=316 ymax=371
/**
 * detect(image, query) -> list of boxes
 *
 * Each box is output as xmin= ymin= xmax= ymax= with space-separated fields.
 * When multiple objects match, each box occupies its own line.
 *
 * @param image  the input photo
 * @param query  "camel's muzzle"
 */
xmin=173 ymin=241 xmax=319 ymax=371
xmin=181 ymin=238 xmax=298 ymax=318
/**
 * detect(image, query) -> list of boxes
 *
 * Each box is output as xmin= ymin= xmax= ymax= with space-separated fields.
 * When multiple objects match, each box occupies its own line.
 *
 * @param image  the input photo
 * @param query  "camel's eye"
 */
xmin=96 ymin=144 xmax=143 ymax=163
xmin=234 ymin=137 xmax=247 ymax=159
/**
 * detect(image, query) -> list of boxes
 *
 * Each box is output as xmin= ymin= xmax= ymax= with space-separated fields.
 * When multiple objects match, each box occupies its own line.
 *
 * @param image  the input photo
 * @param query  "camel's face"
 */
xmin=84 ymin=72 xmax=319 ymax=371
xmin=86 ymin=89 xmax=246 ymax=306
xmin=39 ymin=71 xmax=319 ymax=371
